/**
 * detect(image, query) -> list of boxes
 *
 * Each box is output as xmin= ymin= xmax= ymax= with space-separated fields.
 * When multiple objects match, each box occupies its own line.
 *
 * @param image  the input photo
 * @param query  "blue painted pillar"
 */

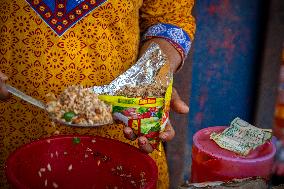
xmin=186 ymin=0 xmax=264 ymax=179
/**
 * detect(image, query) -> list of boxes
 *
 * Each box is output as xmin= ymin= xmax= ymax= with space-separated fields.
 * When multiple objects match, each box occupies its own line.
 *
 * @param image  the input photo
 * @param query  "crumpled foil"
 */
xmin=92 ymin=43 xmax=169 ymax=95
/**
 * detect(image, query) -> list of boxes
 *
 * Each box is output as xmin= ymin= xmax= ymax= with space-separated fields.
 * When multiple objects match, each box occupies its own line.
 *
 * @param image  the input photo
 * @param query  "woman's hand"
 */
xmin=0 ymin=72 xmax=9 ymax=100
xmin=123 ymin=38 xmax=189 ymax=153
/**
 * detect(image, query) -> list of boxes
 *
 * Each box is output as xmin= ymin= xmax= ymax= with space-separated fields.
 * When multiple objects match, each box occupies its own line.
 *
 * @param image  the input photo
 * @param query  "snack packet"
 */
xmin=93 ymin=43 xmax=173 ymax=149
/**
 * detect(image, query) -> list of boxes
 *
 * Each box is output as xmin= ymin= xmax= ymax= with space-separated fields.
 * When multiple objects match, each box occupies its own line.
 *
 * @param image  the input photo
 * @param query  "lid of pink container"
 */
xmin=193 ymin=126 xmax=276 ymax=163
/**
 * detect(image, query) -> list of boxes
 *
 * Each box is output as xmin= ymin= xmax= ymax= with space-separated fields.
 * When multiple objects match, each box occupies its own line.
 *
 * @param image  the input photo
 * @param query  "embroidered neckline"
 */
xmin=25 ymin=0 xmax=107 ymax=36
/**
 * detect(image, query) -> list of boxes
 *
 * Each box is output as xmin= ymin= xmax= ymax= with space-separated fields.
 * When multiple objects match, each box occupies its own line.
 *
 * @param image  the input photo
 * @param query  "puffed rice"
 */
xmin=47 ymin=86 xmax=113 ymax=125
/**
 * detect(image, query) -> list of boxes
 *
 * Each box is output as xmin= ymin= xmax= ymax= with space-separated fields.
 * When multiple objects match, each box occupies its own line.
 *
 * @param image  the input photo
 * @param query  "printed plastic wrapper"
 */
xmin=93 ymin=43 xmax=173 ymax=149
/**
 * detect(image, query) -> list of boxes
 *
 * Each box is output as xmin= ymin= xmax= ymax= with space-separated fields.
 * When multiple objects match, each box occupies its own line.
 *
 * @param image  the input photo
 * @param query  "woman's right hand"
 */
xmin=0 ymin=72 xmax=9 ymax=100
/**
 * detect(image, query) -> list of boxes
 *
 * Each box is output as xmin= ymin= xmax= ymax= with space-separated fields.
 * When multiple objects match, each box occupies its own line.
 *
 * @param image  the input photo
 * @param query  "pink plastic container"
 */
xmin=191 ymin=126 xmax=276 ymax=183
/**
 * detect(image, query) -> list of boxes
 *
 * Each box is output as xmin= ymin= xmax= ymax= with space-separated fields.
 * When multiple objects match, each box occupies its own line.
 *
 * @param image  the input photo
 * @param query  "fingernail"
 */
xmin=140 ymin=140 xmax=146 ymax=146
xmin=182 ymin=103 xmax=189 ymax=112
xmin=160 ymin=133 xmax=168 ymax=141
xmin=125 ymin=129 xmax=132 ymax=135
xmin=184 ymin=106 xmax=189 ymax=112
xmin=0 ymin=74 xmax=8 ymax=80
xmin=129 ymin=133 xmax=136 ymax=141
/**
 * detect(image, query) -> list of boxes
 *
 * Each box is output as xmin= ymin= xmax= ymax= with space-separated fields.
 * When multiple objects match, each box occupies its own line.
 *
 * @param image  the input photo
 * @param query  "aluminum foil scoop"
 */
xmin=92 ymin=43 xmax=168 ymax=95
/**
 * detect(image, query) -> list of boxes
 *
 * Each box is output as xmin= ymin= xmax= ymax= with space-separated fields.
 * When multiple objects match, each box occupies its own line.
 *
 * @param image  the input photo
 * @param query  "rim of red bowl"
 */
xmin=193 ymin=126 xmax=276 ymax=163
xmin=5 ymin=135 xmax=158 ymax=189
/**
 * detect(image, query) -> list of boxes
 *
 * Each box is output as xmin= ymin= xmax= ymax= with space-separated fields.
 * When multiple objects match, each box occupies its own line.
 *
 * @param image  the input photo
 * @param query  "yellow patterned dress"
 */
xmin=0 ymin=0 xmax=195 ymax=188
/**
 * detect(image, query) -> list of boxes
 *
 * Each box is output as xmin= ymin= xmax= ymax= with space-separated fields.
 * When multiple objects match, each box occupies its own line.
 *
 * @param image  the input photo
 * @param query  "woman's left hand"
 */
xmin=123 ymin=38 xmax=189 ymax=153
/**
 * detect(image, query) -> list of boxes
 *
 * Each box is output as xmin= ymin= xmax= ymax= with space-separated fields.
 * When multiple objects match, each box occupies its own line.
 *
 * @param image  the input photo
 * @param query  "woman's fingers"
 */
xmin=0 ymin=72 xmax=9 ymax=100
xmin=124 ymin=121 xmax=176 ymax=153
xmin=159 ymin=121 xmax=175 ymax=142
xmin=138 ymin=136 xmax=154 ymax=153
xmin=171 ymin=87 xmax=189 ymax=114
xmin=123 ymin=126 xmax=137 ymax=141
xmin=0 ymin=72 xmax=8 ymax=81
xmin=0 ymin=84 xmax=9 ymax=100
xmin=124 ymin=127 xmax=154 ymax=153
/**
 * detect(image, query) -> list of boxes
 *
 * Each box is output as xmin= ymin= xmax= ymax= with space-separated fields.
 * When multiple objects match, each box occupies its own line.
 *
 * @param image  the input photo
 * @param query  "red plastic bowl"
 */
xmin=5 ymin=135 xmax=158 ymax=189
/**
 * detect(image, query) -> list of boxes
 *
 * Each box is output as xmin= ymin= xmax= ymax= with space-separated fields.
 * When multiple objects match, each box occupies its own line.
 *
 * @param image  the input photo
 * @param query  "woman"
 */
xmin=0 ymin=0 xmax=195 ymax=188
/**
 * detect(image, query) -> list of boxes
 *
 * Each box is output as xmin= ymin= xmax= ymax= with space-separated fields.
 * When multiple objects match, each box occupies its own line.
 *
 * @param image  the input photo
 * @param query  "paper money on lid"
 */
xmin=210 ymin=117 xmax=272 ymax=156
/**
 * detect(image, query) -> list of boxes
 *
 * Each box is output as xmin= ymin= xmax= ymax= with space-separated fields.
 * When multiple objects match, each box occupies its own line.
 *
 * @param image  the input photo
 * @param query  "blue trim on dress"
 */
xmin=143 ymin=23 xmax=192 ymax=56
